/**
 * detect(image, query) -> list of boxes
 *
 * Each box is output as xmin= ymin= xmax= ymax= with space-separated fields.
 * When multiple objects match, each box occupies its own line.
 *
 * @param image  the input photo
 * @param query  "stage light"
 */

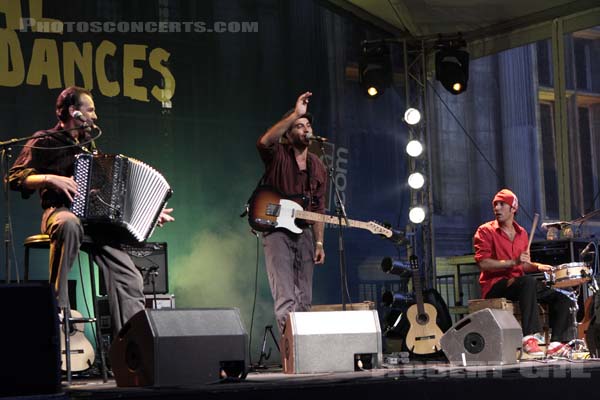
xmin=406 ymin=139 xmax=423 ymax=157
xmin=408 ymin=172 xmax=425 ymax=189
xmin=404 ymin=108 xmax=421 ymax=125
xmin=381 ymin=257 xmax=412 ymax=277
xmin=381 ymin=290 xmax=414 ymax=307
xmin=435 ymin=48 xmax=469 ymax=95
xmin=359 ymin=41 xmax=392 ymax=98
xmin=409 ymin=206 xmax=426 ymax=224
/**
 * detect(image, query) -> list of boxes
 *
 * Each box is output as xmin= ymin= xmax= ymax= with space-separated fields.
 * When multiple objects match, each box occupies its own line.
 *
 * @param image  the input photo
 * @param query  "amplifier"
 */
xmin=123 ymin=242 xmax=169 ymax=294
xmin=145 ymin=294 xmax=175 ymax=309
xmin=99 ymin=242 xmax=168 ymax=295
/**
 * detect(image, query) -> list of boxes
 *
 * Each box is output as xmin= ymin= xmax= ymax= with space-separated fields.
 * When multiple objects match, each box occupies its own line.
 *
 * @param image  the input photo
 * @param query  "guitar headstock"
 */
xmin=365 ymin=221 xmax=393 ymax=237
xmin=369 ymin=221 xmax=406 ymax=244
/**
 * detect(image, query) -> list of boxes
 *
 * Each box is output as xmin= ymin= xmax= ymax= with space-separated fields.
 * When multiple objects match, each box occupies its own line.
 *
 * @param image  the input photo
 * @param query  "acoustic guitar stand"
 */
xmin=254 ymin=325 xmax=280 ymax=369
xmin=61 ymin=307 xmax=98 ymax=385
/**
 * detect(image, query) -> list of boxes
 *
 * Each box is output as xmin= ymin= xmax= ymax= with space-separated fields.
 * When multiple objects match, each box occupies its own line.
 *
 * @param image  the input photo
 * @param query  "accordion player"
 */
xmin=70 ymin=153 xmax=172 ymax=243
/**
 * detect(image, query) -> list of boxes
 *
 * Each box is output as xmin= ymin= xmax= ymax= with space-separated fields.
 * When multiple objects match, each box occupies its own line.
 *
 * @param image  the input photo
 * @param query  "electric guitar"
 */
xmin=247 ymin=186 xmax=403 ymax=242
xmin=60 ymin=309 xmax=95 ymax=372
xmin=404 ymin=255 xmax=444 ymax=355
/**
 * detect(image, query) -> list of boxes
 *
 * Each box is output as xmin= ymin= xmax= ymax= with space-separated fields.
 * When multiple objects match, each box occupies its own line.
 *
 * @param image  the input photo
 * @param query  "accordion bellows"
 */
xmin=70 ymin=153 xmax=172 ymax=242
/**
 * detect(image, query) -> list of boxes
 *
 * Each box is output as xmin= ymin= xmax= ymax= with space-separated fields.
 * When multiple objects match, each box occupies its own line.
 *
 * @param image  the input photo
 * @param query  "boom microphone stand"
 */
xmin=318 ymin=141 xmax=351 ymax=310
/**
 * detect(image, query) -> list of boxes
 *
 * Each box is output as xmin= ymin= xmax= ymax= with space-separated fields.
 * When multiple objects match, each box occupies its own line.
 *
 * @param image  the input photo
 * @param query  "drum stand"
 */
xmin=563 ymin=284 xmax=589 ymax=355
xmin=566 ymin=288 xmax=580 ymax=342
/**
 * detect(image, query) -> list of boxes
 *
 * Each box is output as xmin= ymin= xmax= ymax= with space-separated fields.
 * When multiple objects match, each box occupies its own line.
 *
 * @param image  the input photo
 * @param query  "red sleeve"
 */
xmin=473 ymin=225 xmax=493 ymax=263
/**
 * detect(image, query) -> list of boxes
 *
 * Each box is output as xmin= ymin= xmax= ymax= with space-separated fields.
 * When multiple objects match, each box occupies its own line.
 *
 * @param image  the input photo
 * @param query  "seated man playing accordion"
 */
xmin=8 ymin=86 xmax=174 ymax=335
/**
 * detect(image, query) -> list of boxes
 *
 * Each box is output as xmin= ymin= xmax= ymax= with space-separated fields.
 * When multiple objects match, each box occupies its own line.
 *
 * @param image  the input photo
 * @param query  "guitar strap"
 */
xmin=306 ymin=155 xmax=313 ymax=209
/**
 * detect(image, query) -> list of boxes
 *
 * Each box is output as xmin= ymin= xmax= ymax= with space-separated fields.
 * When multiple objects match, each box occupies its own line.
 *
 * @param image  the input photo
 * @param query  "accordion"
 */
xmin=70 ymin=153 xmax=172 ymax=242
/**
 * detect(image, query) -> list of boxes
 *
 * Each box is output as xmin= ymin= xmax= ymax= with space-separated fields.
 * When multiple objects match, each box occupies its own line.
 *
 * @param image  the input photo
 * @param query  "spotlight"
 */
xmin=381 ymin=290 xmax=414 ymax=307
xmin=359 ymin=41 xmax=392 ymax=98
xmin=435 ymin=48 xmax=469 ymax=95
xmin=404 ymin=108 xmax=421 ymax=125
xmin=381 ymin=257 xmax=412 ymax=277
xmin=409 ymin=206 xmax=426 ymax=224
xmin=406 ymin=139 xmax=423 ymax=157
xmin=407 ymin=172 xmax=425 ymax=189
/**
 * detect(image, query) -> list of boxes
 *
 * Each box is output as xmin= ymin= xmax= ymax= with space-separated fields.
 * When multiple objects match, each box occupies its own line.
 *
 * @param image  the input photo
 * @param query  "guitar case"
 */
xmin=383 ymin=288 xmax=452 ymax=357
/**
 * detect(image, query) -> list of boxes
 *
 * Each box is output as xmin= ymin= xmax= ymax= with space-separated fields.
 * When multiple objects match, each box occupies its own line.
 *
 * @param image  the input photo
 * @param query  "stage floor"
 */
xmin=54 ymin=357 xmax=600 ymax=400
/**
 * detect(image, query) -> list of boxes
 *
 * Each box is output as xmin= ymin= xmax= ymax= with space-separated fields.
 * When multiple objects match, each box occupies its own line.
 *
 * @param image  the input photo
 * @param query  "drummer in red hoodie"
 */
xmin=474 ymin=189 xmax=572 ymax=357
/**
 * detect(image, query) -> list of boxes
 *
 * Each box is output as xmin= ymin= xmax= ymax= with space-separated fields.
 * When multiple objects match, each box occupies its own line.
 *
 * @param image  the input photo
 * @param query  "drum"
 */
xmin=550 ymin=262 xmax=592 ymax=288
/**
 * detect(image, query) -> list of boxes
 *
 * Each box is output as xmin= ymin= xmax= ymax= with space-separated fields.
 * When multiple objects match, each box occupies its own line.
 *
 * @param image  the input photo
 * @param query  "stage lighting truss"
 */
xmin=435 ymin=47 xmax=469 ymax=95
xmin=359 ymin=41 xmax=392 ymax=98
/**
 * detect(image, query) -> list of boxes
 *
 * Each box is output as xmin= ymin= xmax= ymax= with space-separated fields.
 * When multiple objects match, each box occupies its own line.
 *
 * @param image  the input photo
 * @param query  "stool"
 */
xmin=23 ymin=234 xmax=108 ymax=384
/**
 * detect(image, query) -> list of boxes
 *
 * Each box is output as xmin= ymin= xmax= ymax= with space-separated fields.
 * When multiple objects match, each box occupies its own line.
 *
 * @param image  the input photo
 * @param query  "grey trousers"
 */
xmin=44 ymin=207 xmax=145 ymax=334
xmin=262 ymin=228 xmax=315 ymax=335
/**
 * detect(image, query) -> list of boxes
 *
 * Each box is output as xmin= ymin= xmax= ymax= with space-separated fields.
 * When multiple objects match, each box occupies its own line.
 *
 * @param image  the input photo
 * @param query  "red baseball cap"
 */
xmin=493 ymin=189 xmax=518 ymax=210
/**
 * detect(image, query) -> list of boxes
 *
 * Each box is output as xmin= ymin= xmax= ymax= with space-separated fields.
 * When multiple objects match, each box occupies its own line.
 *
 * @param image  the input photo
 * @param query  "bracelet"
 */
xmin=315 ymin=241 xmax=324 ymax=247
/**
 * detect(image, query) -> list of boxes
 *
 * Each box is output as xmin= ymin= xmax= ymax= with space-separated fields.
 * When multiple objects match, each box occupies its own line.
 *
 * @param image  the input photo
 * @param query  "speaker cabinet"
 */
xmin=282 ymin=310 xmax=382 ymax=374
xmin=440 ymin=308 xmax=522 ymax=366
xmin=0 ymin=283 xmax=60 ymax=396
xmin=109 ymin=308 xmax=248 ymax=387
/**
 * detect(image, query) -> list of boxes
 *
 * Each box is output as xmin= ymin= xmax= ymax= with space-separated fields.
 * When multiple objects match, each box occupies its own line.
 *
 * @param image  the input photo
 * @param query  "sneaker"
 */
xmin=532 ymin=332 xmax=546 ymax=345
xmin=522 ymin=337 xmax=544 ymax=357
xmin=546 ymin=342 xmax=568 ymax=357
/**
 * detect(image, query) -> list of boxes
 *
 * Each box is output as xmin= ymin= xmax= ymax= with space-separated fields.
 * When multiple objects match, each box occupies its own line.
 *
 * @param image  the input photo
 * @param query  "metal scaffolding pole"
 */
xmin=403 ymin=40 xmax=436 ymax=289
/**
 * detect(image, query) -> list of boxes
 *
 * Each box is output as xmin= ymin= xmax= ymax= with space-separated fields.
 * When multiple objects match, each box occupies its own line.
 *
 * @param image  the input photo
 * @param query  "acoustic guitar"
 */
xmin=60 ymin=309 xmax=95 ymax=372
xmin=247 ymin=186 xmax=403 ymax=242
xmin=404 ymin=255 xmax=444 ymax=355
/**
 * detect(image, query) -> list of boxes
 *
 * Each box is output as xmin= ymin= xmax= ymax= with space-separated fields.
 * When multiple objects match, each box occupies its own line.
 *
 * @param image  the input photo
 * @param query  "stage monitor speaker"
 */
xmin=440 ymin=308 xmax=522 ymax=366
xmin=109 ymin=308 xmax=248 ymax=387
xmin=282 ymin=310 xmax=382 ymax=374
xmin=0 ymin=283 xmax=60 ymax=396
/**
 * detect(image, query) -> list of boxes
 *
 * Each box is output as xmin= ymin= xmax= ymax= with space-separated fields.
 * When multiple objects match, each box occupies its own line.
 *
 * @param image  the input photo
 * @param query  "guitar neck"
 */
xmin=410 ymin=256 xmax=426 ymax=315
xmin=295 ymin=210 xmax=365 ymax=230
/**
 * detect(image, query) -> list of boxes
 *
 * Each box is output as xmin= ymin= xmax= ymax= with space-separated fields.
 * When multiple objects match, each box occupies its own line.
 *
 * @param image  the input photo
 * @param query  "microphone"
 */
xmin=72 ymin=110 xmax=88 ymax=124
xmin=306 ymin=132 xmax=328 ymax=142
xmin=72 ymin=110 xmax=97 ymax=129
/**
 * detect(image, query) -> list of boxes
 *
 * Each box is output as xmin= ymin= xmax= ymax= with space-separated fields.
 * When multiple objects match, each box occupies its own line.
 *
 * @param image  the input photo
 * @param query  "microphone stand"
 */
xmin=1 ymin=126 xmax=95 ymax=282
xmin=318 ymin=141 xmax=350 ymax=310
